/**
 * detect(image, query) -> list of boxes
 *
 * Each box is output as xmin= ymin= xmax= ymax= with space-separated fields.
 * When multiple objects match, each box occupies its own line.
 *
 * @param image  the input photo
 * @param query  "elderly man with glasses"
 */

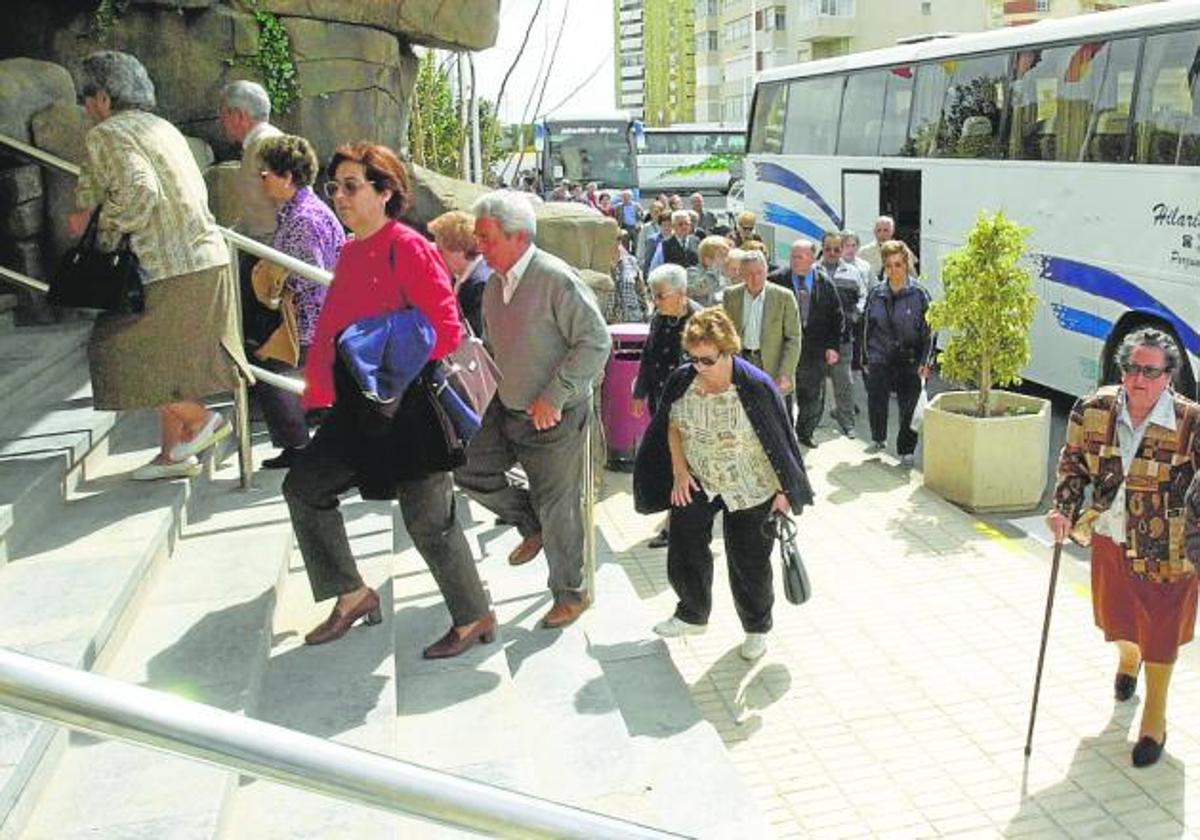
xmin=1048 ymin=327 xmax=1200 ymax=768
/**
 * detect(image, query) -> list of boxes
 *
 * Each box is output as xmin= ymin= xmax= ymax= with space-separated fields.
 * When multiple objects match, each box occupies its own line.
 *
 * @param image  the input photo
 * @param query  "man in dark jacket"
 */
xmin=648 ymin=210 xmax=700 ymax=272
xmin=769 ymin=238 xmax=843 ymax=447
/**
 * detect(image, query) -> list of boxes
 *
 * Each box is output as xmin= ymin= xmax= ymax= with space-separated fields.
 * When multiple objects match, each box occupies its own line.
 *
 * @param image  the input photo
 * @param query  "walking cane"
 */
xmin=1024 ymin=539 xmax=1064 ymax=757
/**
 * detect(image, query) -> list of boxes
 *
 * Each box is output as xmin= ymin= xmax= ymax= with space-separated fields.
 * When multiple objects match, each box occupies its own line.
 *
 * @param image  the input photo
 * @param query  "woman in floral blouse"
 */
xmin=256 ymin=135 xmax=345 ymax=468
xmin=1048 ymin=327 xmax=1200 ymax=767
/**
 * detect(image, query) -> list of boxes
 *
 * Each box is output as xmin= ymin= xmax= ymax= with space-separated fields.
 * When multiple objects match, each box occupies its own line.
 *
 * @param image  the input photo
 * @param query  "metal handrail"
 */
xmin=0 ymin=648 xmax=683 ymax=839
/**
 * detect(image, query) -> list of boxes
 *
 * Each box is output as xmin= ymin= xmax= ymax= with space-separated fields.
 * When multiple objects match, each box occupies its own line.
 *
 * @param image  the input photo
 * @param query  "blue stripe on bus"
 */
xmin=1050 ymin=303 xmax=1112 ymax=341
xmin=1038 ymin=256 xmax=1200 ymax=354
xmin=762 ymin=203 xmax=827 ymax=241
xmin=753 ymin=162 xmax=843 ymax=229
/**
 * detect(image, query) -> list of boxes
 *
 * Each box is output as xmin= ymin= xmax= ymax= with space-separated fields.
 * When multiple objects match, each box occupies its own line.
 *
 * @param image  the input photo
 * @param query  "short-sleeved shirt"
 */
xmin=670 ymin=380 xmax=779 ymax=511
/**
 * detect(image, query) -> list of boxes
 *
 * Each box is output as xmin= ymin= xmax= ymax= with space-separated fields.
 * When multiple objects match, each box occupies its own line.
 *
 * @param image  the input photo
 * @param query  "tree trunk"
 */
xmin=978 ymin=353 xmax=991 ymax=417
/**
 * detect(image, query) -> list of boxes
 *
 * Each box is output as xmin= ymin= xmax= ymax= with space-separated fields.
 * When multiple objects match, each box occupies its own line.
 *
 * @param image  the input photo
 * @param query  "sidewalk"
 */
xmin=594 ymin=430 xmax=1200 ymax=838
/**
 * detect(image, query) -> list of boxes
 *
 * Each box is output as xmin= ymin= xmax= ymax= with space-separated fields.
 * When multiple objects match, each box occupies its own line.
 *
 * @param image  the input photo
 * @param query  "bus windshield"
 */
xmin=543 ymin=122 xmax=638 ymax=190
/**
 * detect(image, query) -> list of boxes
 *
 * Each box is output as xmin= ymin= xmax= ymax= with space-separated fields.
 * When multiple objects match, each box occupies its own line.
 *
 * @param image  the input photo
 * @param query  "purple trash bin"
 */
xmin=601 ymin=322 xmax=651 ymax=469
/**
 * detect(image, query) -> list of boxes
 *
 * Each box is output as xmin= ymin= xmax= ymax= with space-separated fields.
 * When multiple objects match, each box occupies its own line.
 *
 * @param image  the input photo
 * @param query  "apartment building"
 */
xmin=613 ymin=0 xmax=695 ymax=125
xmin=693 ymin=1 xmax=994 ymax=125
xmin=997 ymin=0 xmax=1162 ymax=27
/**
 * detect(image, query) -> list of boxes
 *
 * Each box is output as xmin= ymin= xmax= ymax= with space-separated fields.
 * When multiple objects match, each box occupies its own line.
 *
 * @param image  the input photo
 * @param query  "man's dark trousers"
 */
xmin=794 ymin=352 xmax=827 ymax=444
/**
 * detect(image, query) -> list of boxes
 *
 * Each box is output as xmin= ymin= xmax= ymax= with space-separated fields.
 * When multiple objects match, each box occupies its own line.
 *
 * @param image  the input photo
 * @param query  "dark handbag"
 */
xmin=49 ymin=206 xmax=146 ymax=314
xmin=767 ymin=512 xmax=811 ymax=606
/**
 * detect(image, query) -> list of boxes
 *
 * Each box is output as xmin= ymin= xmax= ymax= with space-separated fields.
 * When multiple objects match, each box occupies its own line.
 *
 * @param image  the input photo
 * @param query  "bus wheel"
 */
xmin=1101 ymin=322 xmax=1196 ymax=400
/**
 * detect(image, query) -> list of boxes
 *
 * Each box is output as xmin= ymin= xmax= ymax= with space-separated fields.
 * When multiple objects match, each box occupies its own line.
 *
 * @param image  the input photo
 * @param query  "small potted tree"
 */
xmin=923 ymin=210 xmax=1051 ymax=512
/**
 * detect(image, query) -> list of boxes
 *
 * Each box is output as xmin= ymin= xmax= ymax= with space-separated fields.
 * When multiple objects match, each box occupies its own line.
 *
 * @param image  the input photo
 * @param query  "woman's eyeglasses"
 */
xmin=652 ymin=290 xmax=678 ymax=300
xmin=1121 ymin=362 xmax=1168 ymax=380
xmin=323 ymin=178 xmax=375 ymax=199
xmin=687 ymin=352 xmax=722 ymax=368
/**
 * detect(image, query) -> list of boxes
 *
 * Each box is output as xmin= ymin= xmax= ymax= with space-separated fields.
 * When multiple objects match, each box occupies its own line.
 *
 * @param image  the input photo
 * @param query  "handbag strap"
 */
xmin=79 ymin=206 xmax=103 ymax=248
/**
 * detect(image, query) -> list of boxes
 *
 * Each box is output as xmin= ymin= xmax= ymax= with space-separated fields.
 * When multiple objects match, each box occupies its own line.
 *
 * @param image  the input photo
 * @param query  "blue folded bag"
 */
xmin=337 ymin=308 xmax=435 ymax=416
xmin=429 ymin=364 xmax=483 ymax=441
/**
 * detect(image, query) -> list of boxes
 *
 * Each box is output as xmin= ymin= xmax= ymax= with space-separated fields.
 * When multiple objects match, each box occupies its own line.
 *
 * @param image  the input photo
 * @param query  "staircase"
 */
xmin=0 ymin=310 xmax=770 ymax=839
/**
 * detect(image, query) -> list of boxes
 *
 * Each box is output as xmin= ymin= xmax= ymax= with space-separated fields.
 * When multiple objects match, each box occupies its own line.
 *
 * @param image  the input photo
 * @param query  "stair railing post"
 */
xmin=583 ymin=403 xmax=596 ymax=605
xmin=227 ymin=243 xmax=254 ymax=489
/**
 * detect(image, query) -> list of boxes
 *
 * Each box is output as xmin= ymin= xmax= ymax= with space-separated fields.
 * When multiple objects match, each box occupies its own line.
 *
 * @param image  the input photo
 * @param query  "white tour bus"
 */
xmin=637 ymin=124 xmax=746 ymax=196
xmin=745 ymin=2 xmax=1200 ymax=398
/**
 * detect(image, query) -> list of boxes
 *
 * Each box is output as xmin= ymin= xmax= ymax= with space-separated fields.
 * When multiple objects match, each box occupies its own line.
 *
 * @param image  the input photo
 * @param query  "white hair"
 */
xmin=790 ymin=238 xmax=816 ymax=256
xmin=740 ymin=250 xmax=768 ymax=270
xmin=472 ymin=190 xmax=538 ymax=237
xmin=220 ymin=80 xmax=271 ymax=122
xmin=670 ymin=209 xmax=691 ymax=225
xmin=648 ymin=263 xmax=687 ymax=293
xmin=79 ymin=51 xmax=156 ymax=111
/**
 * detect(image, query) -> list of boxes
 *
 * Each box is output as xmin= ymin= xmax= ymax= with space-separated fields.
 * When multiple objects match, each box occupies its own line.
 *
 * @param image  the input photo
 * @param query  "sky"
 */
xmin=472 ymin=0 xmax=617 ymax=125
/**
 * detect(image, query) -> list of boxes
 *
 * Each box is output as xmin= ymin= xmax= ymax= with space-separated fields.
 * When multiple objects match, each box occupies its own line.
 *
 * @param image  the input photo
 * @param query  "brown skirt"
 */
xmin=1092 ymin=535 xmax=1198 ymax=664
xmin=88 ymin=263 xmax=252 ymax=410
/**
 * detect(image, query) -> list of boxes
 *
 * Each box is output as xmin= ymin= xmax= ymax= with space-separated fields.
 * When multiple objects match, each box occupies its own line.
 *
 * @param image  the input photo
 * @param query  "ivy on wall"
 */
xmin=248 ymin=0 xmax=301 ymax=113
xmin=92 ymin=0 xmax=131 ymax=41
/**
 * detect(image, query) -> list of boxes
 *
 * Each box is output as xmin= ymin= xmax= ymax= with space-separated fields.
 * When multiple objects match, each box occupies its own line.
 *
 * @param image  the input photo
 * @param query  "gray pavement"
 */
xmin=599 ymin=427 xmax=1200 ymax=838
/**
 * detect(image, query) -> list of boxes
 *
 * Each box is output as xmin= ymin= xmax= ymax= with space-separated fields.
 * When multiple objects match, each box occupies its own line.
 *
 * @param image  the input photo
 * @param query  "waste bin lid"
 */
xmin=608 ymin=323 xmax=650 ymax=341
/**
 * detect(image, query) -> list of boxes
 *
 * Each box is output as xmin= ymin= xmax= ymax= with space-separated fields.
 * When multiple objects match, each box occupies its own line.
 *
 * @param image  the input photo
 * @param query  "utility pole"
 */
xmin=457 ymin=51 xmax=470 ymax=181
xmin=469 ymin=53 xmax=482 ymax=184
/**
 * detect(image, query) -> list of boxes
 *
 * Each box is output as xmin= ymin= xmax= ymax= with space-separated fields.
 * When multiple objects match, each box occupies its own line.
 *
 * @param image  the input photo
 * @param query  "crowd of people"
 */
xmin=68 ymin=50 xmax=1199 ymax=769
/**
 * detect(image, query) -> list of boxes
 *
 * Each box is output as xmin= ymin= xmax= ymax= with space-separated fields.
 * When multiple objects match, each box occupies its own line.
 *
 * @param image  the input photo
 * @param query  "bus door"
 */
xmin=841 ymin=169 xmax=881 ymax=242
xmin=880 ymin=169 xmax=922 ymax=262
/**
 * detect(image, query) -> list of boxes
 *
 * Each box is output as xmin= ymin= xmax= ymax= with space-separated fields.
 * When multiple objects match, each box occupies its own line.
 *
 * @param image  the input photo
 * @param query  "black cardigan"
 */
xmin=632 ymin=356 xmax=814 ymax=515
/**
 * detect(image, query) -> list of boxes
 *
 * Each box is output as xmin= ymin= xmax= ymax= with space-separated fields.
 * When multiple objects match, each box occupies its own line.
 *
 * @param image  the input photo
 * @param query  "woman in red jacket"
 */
xmin=283 ymin=142 xmax=494 ymax=658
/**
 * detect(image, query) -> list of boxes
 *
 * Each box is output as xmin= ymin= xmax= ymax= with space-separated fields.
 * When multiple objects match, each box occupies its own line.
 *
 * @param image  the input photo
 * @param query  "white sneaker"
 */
xmin=168 ymin=412 xmax=231 ymax=462
xmin=132 ymin=456 xmax=201 ymax=481
xmin=740 ymin=632 xmax=768 ymax=661
xmin=900 ymin=454 xmax=915 ymax=468
xmin=653 ymin=616 xmax=706 ymax=638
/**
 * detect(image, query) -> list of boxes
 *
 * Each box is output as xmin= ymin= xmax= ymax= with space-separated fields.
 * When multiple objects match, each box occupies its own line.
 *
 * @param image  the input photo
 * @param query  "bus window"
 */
xmin=879 ymin=67 xmax=915 ymax=156
xmin=783 ymin=75 xmax=843 ymax=155
xmin=838 ymin=71 xmax=888 ymax=156
xmin=1008 ymin=39 xmax=1139 ymax=163
xmin=904 ymin=62 xmax=949 ymax=157
xmin=749 ymin=80 xmax=788 ymax=154
xmin=935 ymin=54 xmax=1009 ymax=158
xmin=1135 ymin=28 xmax=1200 ymax=166
xmin=728 ymin=133 xmax=747 ymax=154
xmin=644 ymin=134 xmax=671 ymax=154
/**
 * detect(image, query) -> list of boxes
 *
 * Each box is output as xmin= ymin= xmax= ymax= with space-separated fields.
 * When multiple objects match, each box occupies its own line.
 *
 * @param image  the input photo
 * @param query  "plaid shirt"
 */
xmin=76 ymin=110 xmax=228 ymax=282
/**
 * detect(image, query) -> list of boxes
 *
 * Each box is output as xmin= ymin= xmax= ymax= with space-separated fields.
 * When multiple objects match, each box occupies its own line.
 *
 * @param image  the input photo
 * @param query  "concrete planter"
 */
xmin=922 ymin=390 xmax=1051 ymax=512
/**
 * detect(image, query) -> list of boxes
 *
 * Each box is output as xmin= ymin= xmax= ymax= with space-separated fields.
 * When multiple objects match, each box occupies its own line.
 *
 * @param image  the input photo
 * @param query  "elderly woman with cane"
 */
xmin=1047 ymin=327 xmax=1200 ymax=767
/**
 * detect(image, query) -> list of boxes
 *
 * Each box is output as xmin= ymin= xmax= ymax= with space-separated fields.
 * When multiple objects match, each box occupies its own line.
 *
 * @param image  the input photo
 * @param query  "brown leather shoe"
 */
xmin=508 ymin=533 xmax=543 ymax=566
xmin=422 ymin=612 xmax=498 ymax=659
xmin=541 ymin=599 xmax=587 ymax=629
xmin=304 ymin=588 xmax=382 ymax=646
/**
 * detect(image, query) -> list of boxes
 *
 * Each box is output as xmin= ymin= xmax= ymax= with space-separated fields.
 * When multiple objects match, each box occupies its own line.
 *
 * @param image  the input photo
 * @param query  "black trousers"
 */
xmin=255 ymin=348 xmax=309 ymax=450
xmin=794 ymin=354 xmax=827 ymax=442
xmin=866 ymin=361 xmax=922 ymax=455
xmin=667 ymin=492 xmax=776 ymax=633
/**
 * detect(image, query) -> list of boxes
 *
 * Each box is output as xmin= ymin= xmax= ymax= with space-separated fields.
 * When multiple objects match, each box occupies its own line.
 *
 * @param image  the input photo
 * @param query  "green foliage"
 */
xmin=92 ymin=0 xmax=131 ymax=41
xmin=408 ymin=52 xmax=505 ymax=181
xmin=926 ymin=210 xmax=1037 ymax=417
xmin=663 ymin=153 xmax=743 ymax=177
xmin=248 ymin=1 xmax=300 ymax=113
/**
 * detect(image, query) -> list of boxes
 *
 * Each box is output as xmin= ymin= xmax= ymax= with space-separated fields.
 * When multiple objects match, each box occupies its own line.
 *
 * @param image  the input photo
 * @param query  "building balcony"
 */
xmin=621 ymin=93 xmax=645 ymax=107
xmin=621 ymin=80 xmax=645 ymax=93
xmin=795 ymin=14 xmax=855 ymax=42
xmin=621 ymin=65 xmax=645 ymax=79
xmin=619 ymin=8 xmax=643 ymax=23
xmin=621 ymin=37 xmax=644 ymax=51
xmin=620 ymin=22 xmax=643 ymax=38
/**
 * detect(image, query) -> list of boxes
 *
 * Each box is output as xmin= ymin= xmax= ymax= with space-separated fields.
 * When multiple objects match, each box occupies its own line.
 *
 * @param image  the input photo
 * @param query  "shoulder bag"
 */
xmin=766 ymin=511 xmax=811 ymax=606
xmin=441 ymin=305 xmax=501 ymax=419
xmin=49 ymin=206 xmax=146 ymax=315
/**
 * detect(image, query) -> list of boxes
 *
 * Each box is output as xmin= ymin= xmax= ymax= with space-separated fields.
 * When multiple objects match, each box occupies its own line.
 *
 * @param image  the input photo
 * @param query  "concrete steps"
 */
xmin=16 ymin=457 xmax=293 ymax=840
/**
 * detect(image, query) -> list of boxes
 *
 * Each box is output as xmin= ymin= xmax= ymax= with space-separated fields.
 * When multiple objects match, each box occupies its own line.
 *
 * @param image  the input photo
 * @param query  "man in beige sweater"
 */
xmin=218 ymin=80 xmax=282 ymax=346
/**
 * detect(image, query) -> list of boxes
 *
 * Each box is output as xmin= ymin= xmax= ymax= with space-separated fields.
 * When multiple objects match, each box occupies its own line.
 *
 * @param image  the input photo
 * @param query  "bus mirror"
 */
xmin=633 ymin=120 xmax=645 ymax=151
xmin=534 ymin=123 xmax=545 ymax=152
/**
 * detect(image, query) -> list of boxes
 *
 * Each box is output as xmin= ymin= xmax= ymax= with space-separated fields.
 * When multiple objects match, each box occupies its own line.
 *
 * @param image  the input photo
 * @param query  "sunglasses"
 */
xmin=323 ymin=178 xmax=376 ymax=199
xmin=1121 ymin=362 xmax=1169 ymax=380
xmin=687 ymin=352 xmax=722 ymax=367
xmin=652 ymin=291 xmax=678 ymax=300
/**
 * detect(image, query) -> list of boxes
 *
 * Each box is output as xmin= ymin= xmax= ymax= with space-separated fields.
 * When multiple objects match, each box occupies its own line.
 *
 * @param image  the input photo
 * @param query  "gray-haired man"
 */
xmin=454 ymin=191 xmax=611 ymax=629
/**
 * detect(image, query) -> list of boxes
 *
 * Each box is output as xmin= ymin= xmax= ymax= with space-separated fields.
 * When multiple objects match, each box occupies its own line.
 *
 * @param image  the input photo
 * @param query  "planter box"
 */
xmin=922 ymin=390 xmax=1051 ymax=513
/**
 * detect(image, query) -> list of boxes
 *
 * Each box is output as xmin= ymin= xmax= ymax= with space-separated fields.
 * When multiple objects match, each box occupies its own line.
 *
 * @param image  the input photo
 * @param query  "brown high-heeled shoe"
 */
xmin=305 ymin=588 xmax=382 ymax=646
xmin=422 ymin=612 xmax=498 ymax=659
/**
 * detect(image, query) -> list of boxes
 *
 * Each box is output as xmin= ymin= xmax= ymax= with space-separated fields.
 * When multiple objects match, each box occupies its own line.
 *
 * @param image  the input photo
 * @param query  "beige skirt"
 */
xmin=89 ymin=263 xmax=252 ymax=410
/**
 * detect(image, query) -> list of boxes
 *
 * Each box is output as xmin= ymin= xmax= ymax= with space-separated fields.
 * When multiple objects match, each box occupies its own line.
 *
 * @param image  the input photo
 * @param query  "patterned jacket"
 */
xmin=1053 ymin=385 xmax=1200 ymax=583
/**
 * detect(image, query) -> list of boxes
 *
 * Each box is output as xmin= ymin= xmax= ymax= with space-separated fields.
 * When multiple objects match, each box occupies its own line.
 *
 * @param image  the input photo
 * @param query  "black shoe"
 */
xmin=262 ymin=447 xmax=303 ymax=469
xmin=648 ymin=529 xmax=669 ymax=549
xmin=1132 ymin=732 xmax=1166 ymax=767
xmin=798 ymin=436 xmax=816 ymax=448
xmin=1114 ymin=666 xmax=1140 ymax=702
